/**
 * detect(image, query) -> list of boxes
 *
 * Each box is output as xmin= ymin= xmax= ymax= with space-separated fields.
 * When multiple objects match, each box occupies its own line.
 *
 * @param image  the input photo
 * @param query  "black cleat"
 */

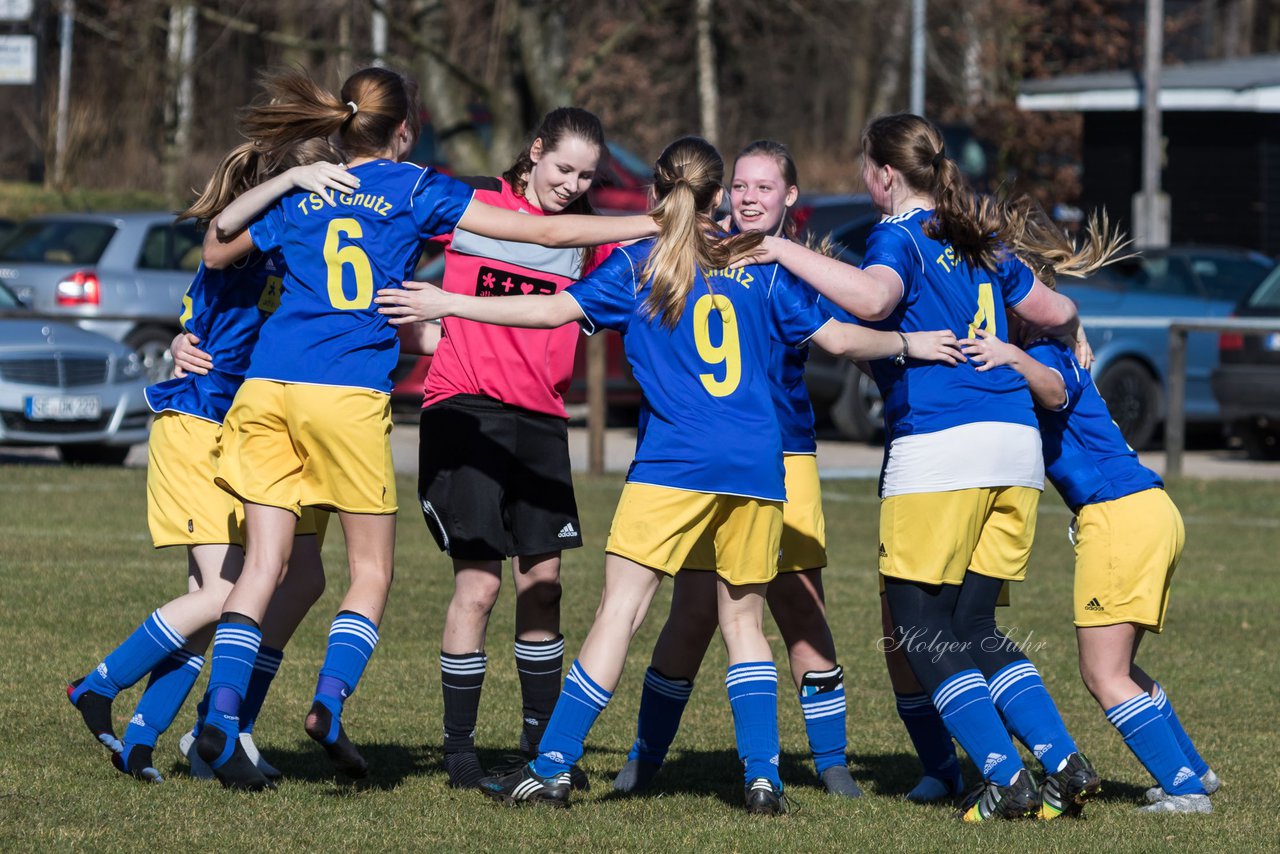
xmin=305 ymin=701 xmax=369 ymax=779
xmin=744 ymin=778 xmax=787 ymax=815
xmin=1038 ymin=752 xmax=1102 ymax=820
xmin=519 ymin=739 xmax=590 ymax=792
xmin=195 ymin=727 xmax=274 ymax=792
xmin=612 ymin=758 xmax=661 ymax=794
xmin=111 ymin=745 xmax=163 ymax=784
xmin=67 ymin=679 xmax=122 ymax=754
xmin=479 ymin=761 xmax=570 ymax=807
xmin=959 ymin=769 xmax=1040 ymax=822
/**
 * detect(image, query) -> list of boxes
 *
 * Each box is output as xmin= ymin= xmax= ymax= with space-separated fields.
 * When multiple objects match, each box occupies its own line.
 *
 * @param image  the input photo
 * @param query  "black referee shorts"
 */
xmin=418 ymin=394 xmax=583 ymax=561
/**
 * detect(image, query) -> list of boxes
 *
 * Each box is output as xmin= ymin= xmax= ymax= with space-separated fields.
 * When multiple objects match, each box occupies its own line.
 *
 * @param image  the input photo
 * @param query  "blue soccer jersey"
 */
xmin=860 ymin=208 xmax=1038 ymax=442
xmin=1025 ymin=339 xmax=1162 ymax=512
xmin=144 ymin=253 xmax=286 ymax=422
xmin=246 ymin=160 xmax=474 ymax=392
xmin=566 ymin=242 xmax=831 ymax=500
xmin=772 ymin=294 xmax=858 ymax=455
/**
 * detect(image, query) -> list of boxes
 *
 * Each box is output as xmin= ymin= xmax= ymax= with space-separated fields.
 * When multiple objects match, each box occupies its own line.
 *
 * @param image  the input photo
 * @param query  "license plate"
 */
xmin=24 ymin=395 xmax=101 ymax=421
xmin=1267 ymin=333 xmax=1280 ymax=352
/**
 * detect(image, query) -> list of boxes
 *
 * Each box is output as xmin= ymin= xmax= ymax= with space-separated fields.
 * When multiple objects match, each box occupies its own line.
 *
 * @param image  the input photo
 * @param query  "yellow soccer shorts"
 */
xmin=149 ymin=410 xmax=333 ymax=548
xmin=1073 ymin=488 xmax=1184 ymax=632
xmin=606 ymin=481 xmax=783 ymax=586
xmin=215 ymin=379 xmax=397 ymax=516
xmin=878 ymin=486 xmax=1040 ymax=587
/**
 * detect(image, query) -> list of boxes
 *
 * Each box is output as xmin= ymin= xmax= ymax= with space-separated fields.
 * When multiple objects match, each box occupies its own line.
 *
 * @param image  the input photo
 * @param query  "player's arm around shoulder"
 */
xmin=960 ymin=329 xmax=1067 ymax=409
xmin=375 ymin=280 xmax=584 ymax=329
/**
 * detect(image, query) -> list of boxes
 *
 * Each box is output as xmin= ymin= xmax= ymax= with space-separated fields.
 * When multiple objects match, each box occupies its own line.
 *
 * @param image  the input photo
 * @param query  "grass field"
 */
xmin=0 ymin=465 xmax=1275 ymax=852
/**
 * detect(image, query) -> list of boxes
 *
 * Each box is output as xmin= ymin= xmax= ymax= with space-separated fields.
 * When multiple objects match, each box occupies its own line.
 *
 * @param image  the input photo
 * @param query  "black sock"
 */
xmin=440 ymin=652 xmax=486 ymax=755
xmin=514 ymin=635 xmax=564 ymax=756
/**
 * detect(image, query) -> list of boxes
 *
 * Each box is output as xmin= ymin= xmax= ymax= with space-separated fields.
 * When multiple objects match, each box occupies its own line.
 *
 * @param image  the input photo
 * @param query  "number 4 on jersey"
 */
xmin=969 ymin=281 xmax=995 ymax=338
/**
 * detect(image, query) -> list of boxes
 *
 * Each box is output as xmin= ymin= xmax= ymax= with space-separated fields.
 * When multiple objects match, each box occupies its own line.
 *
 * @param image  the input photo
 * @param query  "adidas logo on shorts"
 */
xmin=558 ymin=523 xmax=578 ymax=539
xmin=878 ymin=543 xmax=888 ymax=558
xmin=1085 ymin=597 xmax=1105 ymax=611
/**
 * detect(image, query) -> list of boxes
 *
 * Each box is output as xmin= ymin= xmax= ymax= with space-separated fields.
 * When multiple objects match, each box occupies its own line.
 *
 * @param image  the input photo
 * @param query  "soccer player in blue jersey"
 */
xmin=193 ymin=66 xmax=658 ymax=790
xmin=377 ymin=136 xmax=963 ymax=813
xmin=959 ymin=320 xmax=1217 ymax=814
xmin=65 ymin=138 xmax=356 ymax=784
xmin=611 ymin=139 xmax=939 ymax=799
xmin=747 ymin=113 xmax=1124 ymax=820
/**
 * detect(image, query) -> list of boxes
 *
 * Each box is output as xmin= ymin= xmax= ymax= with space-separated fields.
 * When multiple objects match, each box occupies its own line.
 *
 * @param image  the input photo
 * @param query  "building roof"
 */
xmin=1017 ymin=53 xmax=1280 ymax=112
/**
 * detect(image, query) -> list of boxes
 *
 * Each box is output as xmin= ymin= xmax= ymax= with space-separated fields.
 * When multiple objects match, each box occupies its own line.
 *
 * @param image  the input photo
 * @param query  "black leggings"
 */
xmin=882 ymin=577 xmax=968 ymax=694
xmin=951 ymin=571 xmax=1029 ymax=677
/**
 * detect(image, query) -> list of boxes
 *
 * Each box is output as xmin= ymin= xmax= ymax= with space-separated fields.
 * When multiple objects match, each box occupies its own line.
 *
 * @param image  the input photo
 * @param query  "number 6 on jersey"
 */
xmin=324 ymin=218 xmax=375 ymax=310
xmin=694 ymin=293 xmax=741 ymax=397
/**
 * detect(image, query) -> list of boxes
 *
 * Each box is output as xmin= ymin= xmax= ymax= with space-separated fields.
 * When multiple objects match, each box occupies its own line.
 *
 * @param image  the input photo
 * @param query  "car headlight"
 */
xmin=120 ymin=352 xmax=144 ymax=380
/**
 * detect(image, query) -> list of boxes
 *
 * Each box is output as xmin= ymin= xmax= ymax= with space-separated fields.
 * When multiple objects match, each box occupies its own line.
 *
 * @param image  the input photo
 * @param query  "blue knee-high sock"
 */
xmin=312 ymin=612 xmax=380 ymax=743
xmin=123 ymin=650 xmax=204 ymax=750
xmin=895 ymin=692 xmax=961 ymax=784
xmin=533 ymin=660 xmax=612 ymax=778
xmin=798 ymin=666 xmax=847 ymax=775
xmin=989 ymin=660 xmax=1078 ymax=773
xmin=932 ymin=669 xmax=1024 ymax=785
xmin=726 ymin=661 xmax=781 ymax=788
xmin=1106 ymin=693 xmax=1206 ymax=796
xmin=203 ymin=618 xmax=262 ymax=766
xmin=72 ymin=610 xmax=187 ymax=701
xmin=1151 ymin=684 xmax=1210 ymax=777
xmin=239 ymin=645 xmax=284 ymax=735
xmin=627 ymin=667 xmax=693 ymax=766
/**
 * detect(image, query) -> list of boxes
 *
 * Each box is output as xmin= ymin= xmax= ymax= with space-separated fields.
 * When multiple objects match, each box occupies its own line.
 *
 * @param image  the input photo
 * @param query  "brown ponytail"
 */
xmin=239 ymin=66 xmax=418 ymax=162
xmin=641 ymin=136 xmax=763 ymax=329
xmin=863 ymin=113 xmax=1126 ymax=280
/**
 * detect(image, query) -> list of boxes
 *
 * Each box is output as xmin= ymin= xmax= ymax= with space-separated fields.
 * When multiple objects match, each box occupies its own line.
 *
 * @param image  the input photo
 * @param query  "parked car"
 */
xmin=1059 ymin=246 xmax=1275 ymax=449
xmin=0 ymin=212 xmax=202 ymax=384
xmin=0 ymin=280 xmax=151 ymax=464
xmin=1211 ymin=266 xmax=1280 ymax=459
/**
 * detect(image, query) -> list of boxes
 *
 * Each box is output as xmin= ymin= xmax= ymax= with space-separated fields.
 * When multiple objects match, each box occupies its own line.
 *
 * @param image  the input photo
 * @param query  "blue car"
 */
xmin=1059 ymin=246 xmax=1275 ymax=449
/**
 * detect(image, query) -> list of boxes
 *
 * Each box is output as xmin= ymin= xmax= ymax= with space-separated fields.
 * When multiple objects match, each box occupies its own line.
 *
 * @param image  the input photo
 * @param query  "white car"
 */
xmin=0 ymin=282 xmax=151 ymax=464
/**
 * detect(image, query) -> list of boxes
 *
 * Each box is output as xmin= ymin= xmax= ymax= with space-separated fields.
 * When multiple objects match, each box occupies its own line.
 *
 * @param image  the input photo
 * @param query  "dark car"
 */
xmin=1211 ymin=267 xmax=1280 ymax=459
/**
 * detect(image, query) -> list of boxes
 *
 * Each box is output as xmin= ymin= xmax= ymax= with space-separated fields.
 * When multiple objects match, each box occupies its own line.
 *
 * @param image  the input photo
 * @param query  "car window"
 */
xmin=1095 ymin=256 xmax=1195 ymax=297
xmin=0 ymin=281 xmax=22 ymax=308
xmin=138 ymin=223 xmax=203 ymax=271
xmin=1246 ymin=266 xmax=1280 ymax=310
xmin=1189 ymin=255 xmax=1274 ymax=303
xmin=0 ymin=221 xmax=117 ymax=265
xmin=829 ymin=216 xmax=878 ymax=265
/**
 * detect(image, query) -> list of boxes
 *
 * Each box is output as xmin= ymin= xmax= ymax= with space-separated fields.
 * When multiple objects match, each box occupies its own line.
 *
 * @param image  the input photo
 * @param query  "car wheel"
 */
xmin=125 ymin=325 xmax=178 ymax=385
xmin=830 ymin=365 xmax=883 ymax=443
xmin=59 ymin=443 xmax=131 ymax=466
xmin=1239 ymin=420 xmax=1280 ymax=460
xmin=1096 ymin=358 xmax=1160 ymax=450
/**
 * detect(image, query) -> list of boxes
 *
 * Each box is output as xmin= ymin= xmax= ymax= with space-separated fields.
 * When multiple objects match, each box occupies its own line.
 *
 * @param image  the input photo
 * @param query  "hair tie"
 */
xmin=931 ymin=148 xmax=945 ymax=169
xmin=347 ymin=101 xmax=359 ymax=115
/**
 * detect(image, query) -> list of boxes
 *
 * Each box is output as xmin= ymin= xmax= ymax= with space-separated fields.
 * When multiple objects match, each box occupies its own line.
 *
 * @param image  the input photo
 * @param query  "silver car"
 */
xmin=0 ymin=282 xmax=151 ymax=465
xmin=0 ymin=211 xmax=201 ymax=383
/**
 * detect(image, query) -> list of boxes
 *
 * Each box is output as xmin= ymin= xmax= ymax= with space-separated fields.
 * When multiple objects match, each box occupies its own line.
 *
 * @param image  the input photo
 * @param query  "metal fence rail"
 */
xmin=1167 ymin=317 xmax=1280 ymax=478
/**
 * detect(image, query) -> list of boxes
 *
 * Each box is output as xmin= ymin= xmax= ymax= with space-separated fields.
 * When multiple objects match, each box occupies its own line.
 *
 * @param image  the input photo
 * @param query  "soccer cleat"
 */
xmin=520 ymin=738 xmax=590 ymax=792
xmin=239 ymin=733 xmax=282 ymax=780
xmin=612 ymin=758 xmax=661 ymax=794
xmin=1038 ymin=752 xmax=1102 ymax=819
xmin=820 ymin=765 xmax=864 ymax=798
xmin=1137 ymin=793 xmax=1213 ymax=814
xmin=479 ymin=761 xmax=571 ymax=807
xmin=67 ymin=679 xmax=122 ymax=754
xmin=1145 ymin=768 xmax=1220 ymax=803
xmin=111 ymin=744 xmax=163 ymax=784
xmin=959 ymin=769 xmax=1040 ymax=821
xmin=304 ymin=701 xmax=369 ymax=779
xmin=179 ymin=729 xmax=214 ymax=780
xmin=195 ymin=727 xmax=275 ymax=792
xmin=744 ymin=778 xmax=787 ymax=815
xmin=906 ymin=772 xmax=964 ymax=804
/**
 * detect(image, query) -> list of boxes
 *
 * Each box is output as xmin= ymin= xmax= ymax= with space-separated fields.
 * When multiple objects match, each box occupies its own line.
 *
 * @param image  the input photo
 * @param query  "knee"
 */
xmin=453 ymin=574 xmax=502 ymax=615
xmin=519 ymin=576 xmax=563 ymax=613
xmin=281 ymin=562 xmax=326 ymax=607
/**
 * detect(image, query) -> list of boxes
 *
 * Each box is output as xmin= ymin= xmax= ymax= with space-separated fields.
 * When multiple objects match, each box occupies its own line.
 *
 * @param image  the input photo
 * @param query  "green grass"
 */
xmin=0 ymin=467 xmax=1275 ymax=852
xmin=0 ymin=181 xmax=167 ymax=220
